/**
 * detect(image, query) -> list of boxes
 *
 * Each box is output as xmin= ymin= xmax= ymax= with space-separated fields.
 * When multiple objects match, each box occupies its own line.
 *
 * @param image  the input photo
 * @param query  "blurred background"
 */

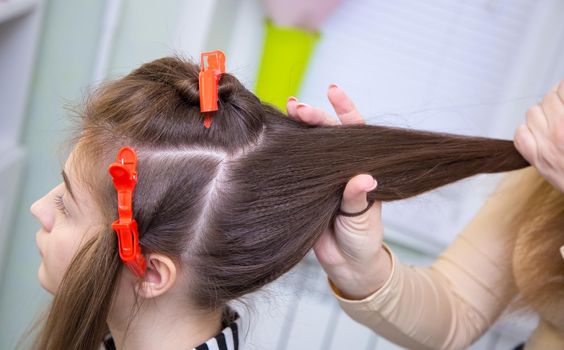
xmin=1 ymin=0 xmax=563 ymax=349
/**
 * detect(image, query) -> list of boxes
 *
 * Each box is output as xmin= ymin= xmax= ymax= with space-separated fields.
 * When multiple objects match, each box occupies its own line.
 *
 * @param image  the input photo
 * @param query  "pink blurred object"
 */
xmin=262 ymin=0 xmax=345 ymax=32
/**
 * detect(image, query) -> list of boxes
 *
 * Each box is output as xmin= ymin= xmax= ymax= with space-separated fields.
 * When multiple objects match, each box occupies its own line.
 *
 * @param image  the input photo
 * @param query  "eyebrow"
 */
xmin=61 ymin=170 xmax=77 ymax=203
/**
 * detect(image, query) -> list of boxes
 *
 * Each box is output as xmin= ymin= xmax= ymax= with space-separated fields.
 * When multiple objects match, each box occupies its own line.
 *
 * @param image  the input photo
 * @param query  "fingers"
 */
xmin=549 ymin=79 xmax=564 ymax=98
xmin=285 ymin=96 xmax=338 ymax=126
xmin=557 ymin=80 xmax=564 ymax=103
xmin=514 ymin=80 xmax=564 ymax=192
xmin=327 ymin=84 xmax=365 ymax=125
xmin=313 ymin=228 xmax=344 ymax=266
xmin=541 ymin=89 xmax=564 ymax=126
xmin=514 ymin=124 xmax=538 ymax=164
xmin=543 ymin=81 xmax=564 ymax=145
xmin=285 ymin=83 xmax=364 ymax=126
xmin=521 ymin=105 xmax=549 ymax=162
xmin=297 ymin=103 xmax=338 ymax=126
xmin=335 ymin=174 xmax=383 ymax=253
xmin=543 ymin=80 xmax=564 ymax=128
xmin=515 ymin=81 xmax=564 ymax=165
xmin=340 ymin=174 xmax=378 ymax=215
xmin=527 ymin=104 xmax=549 ymax=132
xmin=286 ymin=96 xmax=299 ymax=120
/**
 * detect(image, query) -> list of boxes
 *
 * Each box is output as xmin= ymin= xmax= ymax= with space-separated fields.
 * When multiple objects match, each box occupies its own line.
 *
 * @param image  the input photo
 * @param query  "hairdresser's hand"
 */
xmin=514 ymin=80 xmax=564 ymax=192
xmin=286 ymin=84 xmax=365 ymax=126
xmin=286 ymin=86 xmax=393 ymax=300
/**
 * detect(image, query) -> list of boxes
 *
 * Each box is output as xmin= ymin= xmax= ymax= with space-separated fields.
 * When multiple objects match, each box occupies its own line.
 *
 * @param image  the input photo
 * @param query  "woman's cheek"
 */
xmin=43 ymin=234 xmax=76 ymax=293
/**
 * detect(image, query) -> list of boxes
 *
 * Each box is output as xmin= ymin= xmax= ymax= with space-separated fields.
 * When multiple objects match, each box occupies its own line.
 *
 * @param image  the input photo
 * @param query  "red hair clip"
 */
xmin=108 ymin=147 xmax=146 ymax=278
xmin=199 ymin=50 xmax=226 ymax=128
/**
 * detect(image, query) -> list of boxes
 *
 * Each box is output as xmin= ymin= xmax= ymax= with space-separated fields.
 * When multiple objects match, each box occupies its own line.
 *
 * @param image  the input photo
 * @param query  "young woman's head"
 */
xmin=30 ymin=56 xmax=528 ymax=349
xmin=32 ymin=151 xmax=105 ymax=294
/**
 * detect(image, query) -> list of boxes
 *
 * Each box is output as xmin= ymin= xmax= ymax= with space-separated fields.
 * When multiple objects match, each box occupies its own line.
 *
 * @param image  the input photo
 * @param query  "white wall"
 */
xmin=0 ymin=0 xmax=182 ymax=347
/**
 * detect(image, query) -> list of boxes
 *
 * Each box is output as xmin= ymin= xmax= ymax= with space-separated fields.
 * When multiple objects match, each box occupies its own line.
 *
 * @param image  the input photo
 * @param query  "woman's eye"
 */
xmin=54 ymin=193 xmax=69 ymax=216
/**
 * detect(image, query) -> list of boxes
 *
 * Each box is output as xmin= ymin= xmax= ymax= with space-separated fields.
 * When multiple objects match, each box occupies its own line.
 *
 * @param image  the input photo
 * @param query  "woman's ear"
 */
xmin=136 ymin=254 xmax=178 ymax=299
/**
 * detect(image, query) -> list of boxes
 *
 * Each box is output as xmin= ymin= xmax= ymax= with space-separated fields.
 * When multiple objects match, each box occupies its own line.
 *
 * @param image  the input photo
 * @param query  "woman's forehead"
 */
xmin=62 ymin=151 xmax=98 ymax=212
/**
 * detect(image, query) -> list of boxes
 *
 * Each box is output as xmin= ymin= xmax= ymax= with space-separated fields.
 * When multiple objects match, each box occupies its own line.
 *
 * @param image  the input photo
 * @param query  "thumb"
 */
xmin=340 ymin=174 xmax=377 ymax=215
xmin=336 ymin=174 xmax=383 ymax=259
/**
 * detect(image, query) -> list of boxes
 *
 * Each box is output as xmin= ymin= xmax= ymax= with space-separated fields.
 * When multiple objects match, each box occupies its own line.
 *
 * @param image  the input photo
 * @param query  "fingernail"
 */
xmin=288 ymin=96 xmax=297 ymax=102
xmin=366 ymin=178 xmax=378 ymax=192
xmin=329 ymin=83 xmax=339 ymax=89
xmin=297 ymin=103 xmax=310 ymax=109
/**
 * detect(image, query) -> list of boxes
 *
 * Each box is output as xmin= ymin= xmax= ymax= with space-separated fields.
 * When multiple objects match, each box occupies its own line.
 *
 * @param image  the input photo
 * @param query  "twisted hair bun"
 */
xmin=168 ymin=60 xmax=245 ymax=109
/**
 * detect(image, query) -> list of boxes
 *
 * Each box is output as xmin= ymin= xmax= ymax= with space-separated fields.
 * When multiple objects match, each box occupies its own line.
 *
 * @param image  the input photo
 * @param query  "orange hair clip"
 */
xmin=199 ymin=50 xmax=226 ymax=128
xmin=108 ymin=147 xmax=146 ymax=277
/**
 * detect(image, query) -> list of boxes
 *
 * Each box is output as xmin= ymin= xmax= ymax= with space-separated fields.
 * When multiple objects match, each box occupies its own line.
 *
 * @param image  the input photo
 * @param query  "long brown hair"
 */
xmin=31 ymin=56 xmax=529 ymax=349
xmin=511 ymin=169 xmax=564 ymax=330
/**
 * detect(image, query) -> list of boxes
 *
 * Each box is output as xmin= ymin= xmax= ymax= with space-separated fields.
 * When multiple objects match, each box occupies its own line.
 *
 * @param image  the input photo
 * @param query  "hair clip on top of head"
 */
xmin=199 ymin=50 xmax=226 ymax=129
xmin=108 ymin=147 xmax=146 ymax=278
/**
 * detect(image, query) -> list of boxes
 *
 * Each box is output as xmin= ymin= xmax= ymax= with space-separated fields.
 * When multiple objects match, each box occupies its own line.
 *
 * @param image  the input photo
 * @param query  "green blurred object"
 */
xmin=255 ymin=20 xmax=320 ymax=111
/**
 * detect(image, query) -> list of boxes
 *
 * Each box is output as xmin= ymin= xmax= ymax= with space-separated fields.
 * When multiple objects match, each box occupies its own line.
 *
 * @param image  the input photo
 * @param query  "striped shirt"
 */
xmin=102 ymin=309 xmax=241 ymax=350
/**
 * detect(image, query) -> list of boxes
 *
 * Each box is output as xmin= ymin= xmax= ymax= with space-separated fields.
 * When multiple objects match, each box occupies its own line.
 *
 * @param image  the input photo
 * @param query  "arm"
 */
xmin=285 ymin=87 xmax=529 ymax=350
xmin=331 ymin=170 xmax=528 ymax=349
xmin=331 ymin=169 xmax=535 ymax=349
xmin=331 ymin=169 xmax=535 ymax=350
xmin=340 ymin=78 xmax=564 ymax=348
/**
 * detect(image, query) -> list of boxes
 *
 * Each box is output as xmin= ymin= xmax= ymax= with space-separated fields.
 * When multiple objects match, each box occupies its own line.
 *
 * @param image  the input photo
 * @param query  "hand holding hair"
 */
xmin=514 ymin=80 xmax=564 ymax=192
xmin=33 ymin=55 xmax=533 ymax=350
xmin=286 ymin=85 xmax=392 ymax=300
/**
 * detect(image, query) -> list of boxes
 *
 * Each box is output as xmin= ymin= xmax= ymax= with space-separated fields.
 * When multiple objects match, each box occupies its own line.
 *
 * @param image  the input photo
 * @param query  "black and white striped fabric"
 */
xmin=194 ymin=314 xmax=240 ymax=350
xmin=102 ymin=309 xmax=241 ymax=350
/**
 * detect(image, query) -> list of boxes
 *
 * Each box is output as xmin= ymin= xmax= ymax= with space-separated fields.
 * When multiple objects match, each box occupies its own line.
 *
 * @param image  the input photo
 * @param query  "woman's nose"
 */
xmin=30 ymin=196 xmax=54 ymax=232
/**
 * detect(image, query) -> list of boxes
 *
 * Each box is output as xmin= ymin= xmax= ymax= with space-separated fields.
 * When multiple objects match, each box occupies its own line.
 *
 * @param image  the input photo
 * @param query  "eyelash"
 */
xmin=54 ymin=193 xmax=69 ymax=216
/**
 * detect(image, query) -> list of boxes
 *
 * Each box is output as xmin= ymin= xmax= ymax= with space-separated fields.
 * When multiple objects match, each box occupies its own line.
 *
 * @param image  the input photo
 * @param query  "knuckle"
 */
xmin=541 ymin=93 xmax=553 ymax=107
xmin=551 ymin=122 xmax=564 ymax=149
xmin=525 ymin=105 xmax=542 ymax=124
xmin=514 ymin=125 xmax=527 ymax=145
xmin=537 ymin=152 xmax=550 ymax=169
xmin=537 ymin=143 xmax=559 ymax=171
xmin=543 ymin=91 xmax=563 ymax=112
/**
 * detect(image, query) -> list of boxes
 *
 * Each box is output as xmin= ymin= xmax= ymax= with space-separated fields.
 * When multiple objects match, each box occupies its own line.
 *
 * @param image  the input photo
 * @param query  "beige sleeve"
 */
xmin=331 ymin=169 xmax=535 ymax=350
